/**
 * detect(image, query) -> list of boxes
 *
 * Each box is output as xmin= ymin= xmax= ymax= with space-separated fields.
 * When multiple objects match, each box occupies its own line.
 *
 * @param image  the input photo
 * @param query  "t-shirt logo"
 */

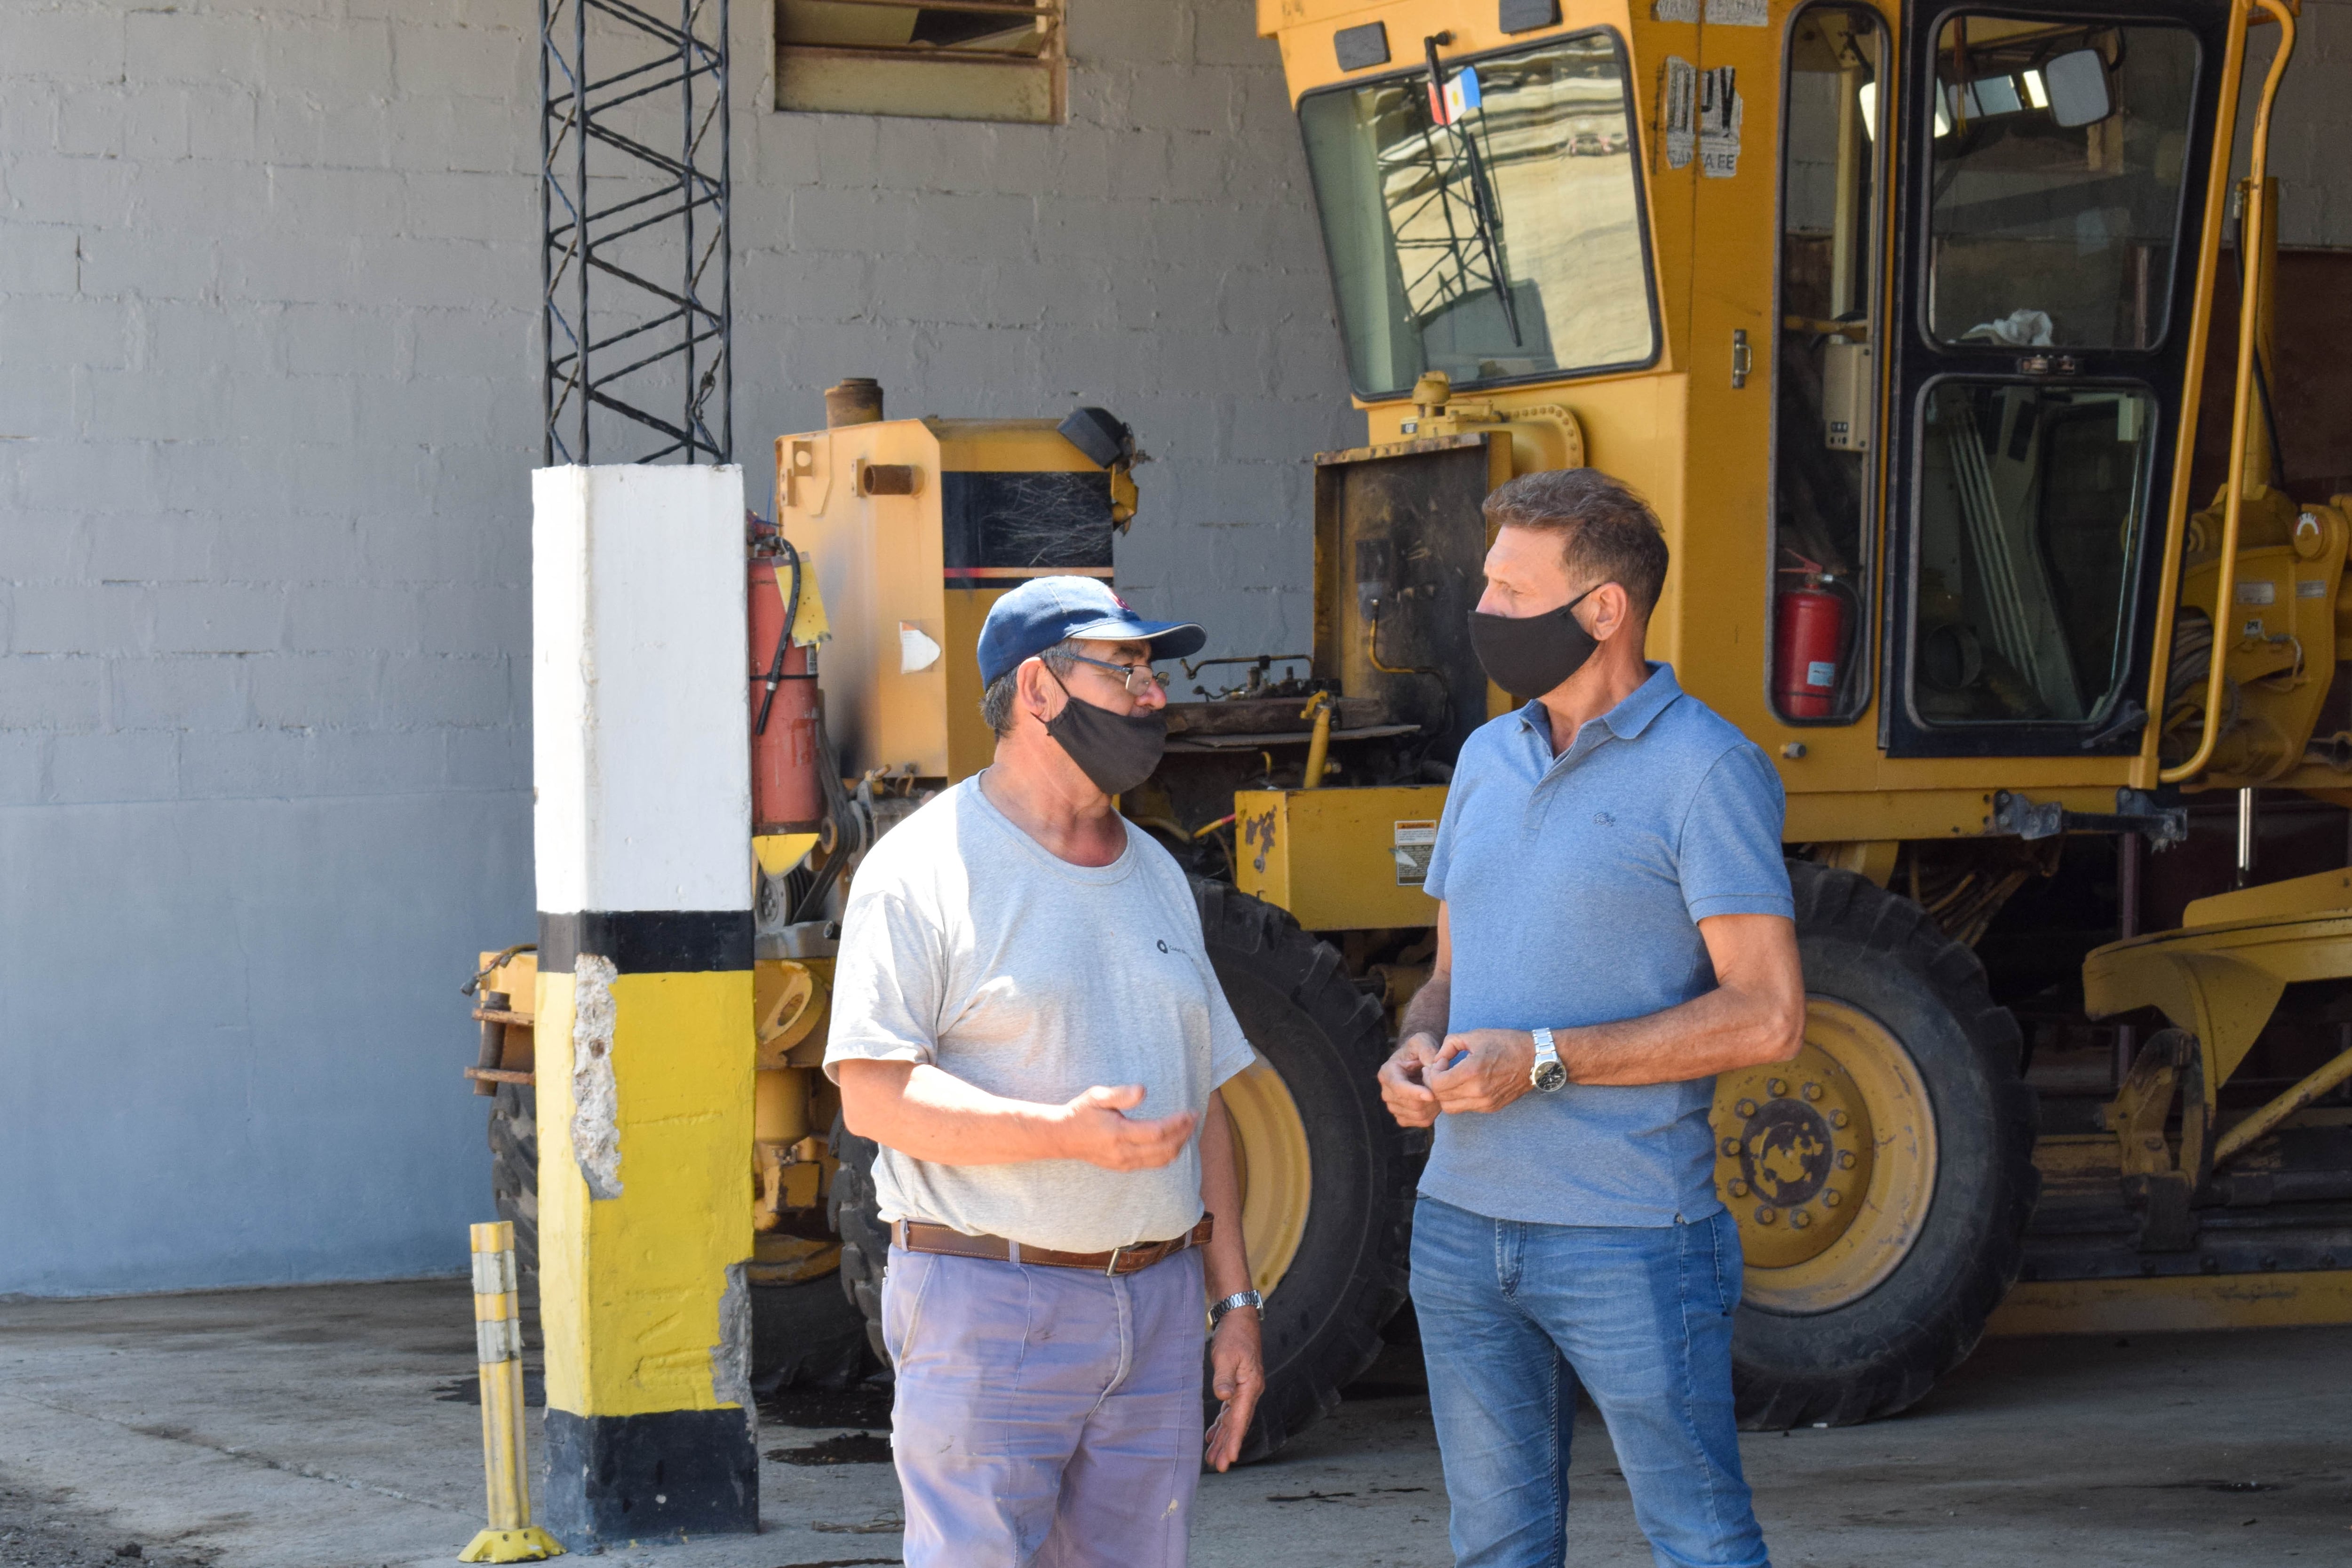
xmin=1593 ymin=812 xmax=1615 ymax=827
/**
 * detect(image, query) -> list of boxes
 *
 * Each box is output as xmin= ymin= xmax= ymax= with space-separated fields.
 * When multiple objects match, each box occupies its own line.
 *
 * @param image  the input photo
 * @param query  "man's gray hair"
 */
xmin=980 ymin=639 xmax=1082 ymax=737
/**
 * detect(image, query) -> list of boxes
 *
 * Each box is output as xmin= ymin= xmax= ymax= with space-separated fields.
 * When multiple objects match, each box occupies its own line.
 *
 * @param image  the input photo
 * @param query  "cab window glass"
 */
xmin=1913 ymin=382 xmax=2157 ymax=725
xmin=1298 ymin=32 xmax=1657 ymax=398
xmin=1772 ymin=4 xmax=1886 ymax=724
xmin=1927 ymin=18 xmax=2199 ymax=350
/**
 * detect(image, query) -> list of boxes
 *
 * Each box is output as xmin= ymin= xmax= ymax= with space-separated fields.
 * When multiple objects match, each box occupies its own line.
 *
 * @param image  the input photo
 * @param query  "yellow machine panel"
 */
xmin=1234 ymin=785 xmax=1449 ymax=931
xmin=778 ymin=415 xmax=1118 ymax=783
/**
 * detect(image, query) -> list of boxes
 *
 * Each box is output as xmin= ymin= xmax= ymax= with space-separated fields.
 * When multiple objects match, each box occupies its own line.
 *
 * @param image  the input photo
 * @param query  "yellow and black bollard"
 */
xmin=459 ymin=1222 xmax=565 ymax=1563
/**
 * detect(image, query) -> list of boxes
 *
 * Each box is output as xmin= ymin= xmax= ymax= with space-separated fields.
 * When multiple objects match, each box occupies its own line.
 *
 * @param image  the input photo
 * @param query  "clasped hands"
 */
xmin=1377 ymin=1028 xmax=1542 ymax=1127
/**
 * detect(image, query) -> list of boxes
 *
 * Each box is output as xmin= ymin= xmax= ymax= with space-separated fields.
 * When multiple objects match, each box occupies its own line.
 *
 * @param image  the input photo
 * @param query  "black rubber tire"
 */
xmin=751 ymin=1270 xmax=873 ymax=1390
xmin=1730 ymin=861 xmax=2040 ymax=1429
xmin=1193 ymin=880 xmax=1414 ymax=1463
xmin=488 ymin=1083 xmax=540 ymax=1302
xmin=828 ymin=1116 xmax=894 ymax=1366
xmin=821 ymin=884 xmax=1414 ymax=1464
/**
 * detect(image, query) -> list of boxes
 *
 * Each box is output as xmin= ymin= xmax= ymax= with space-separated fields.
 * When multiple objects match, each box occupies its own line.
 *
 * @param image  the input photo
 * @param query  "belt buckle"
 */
xmin=1103 ymin=1243 xmax=1127 ymax=1277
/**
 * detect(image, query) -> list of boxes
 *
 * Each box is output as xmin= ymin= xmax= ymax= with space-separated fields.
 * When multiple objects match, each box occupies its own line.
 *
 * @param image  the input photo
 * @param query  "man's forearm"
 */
xmin=1197 ymin=1093 xmax=1253 ymax=1298
xmin=1558 ymin=982 xmax=1802 ymax=1086
xmin=837 ymin=1060 xmax=1071 ymax=1165
xmin=1398 ymin=970 xmax=1451 ymax=1049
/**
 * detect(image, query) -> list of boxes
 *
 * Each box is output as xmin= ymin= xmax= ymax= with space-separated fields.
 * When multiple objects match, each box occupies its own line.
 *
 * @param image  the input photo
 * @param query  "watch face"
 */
xmin=1533 ymin=1060 xmax=1569 ymax=1092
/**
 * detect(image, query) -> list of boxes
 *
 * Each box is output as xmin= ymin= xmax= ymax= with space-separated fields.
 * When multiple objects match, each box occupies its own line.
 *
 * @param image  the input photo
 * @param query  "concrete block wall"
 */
xmin=0 ymin=0 xmax=1353 ymax=1295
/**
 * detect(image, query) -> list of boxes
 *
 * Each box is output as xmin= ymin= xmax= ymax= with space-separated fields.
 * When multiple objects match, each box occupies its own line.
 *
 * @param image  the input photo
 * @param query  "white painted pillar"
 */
xmin=527 ymin=464 xmax=757 ymax=1546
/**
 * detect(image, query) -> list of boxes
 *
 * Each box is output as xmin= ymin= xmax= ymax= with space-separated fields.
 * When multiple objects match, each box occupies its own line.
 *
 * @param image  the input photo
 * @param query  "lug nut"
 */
xmin=1836 ymin=1150 xmax=1856 ymax=1170
xmin=1767 ymin=1078 xmax=1789 ymax=1098
xmin=1728 ymin=1179 xmax=1750 ymax=1198
xmin=1790 ymin=1209 xmax=1811 ymax=1229
xmin=1829 ymin=1109 xmax=1850 ymax=1129
xmin=1802 ymin=1082 xmax=1823 ymax=1102
xmin=1755 ymin=1207 xmax=1779 ymax=1225
xmin=1735 ymin=1098 xmax=1758 ymax=1118
xmin=1722 ymin=1137 xmax=1742 ymax=1156
xmin=1823 ymin=1190 xmax=1843 ymax=1208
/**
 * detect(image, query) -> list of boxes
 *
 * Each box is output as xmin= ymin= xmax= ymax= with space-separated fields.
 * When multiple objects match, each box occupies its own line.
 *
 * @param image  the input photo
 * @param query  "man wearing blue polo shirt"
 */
xmin=1377 ymin=468 xmax=1805 ymax=1568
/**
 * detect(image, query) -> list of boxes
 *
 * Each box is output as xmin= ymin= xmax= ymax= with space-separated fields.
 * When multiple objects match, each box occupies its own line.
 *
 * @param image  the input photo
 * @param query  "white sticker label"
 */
xmin=1652 ymin=0 xmax=1699 ymax=19
xmin=2236 ymin=580 xmax=2277 ymax=605
xmin=1708 ymin=0 xmax=1768 ymax=24
xmin=898 ymin=621 xmax=943 ymax=673
xmin=1699 ymin=66 xmax=1743 ymax=178
xmin=1393 ymin=820 xmax=1438 ymax=887
xmin=1805 ymin=660 xmax=1836 ymax=690
xmin=1662 ymin=57 xmax=1697 ymax=169
xmin=2297 ymin=578 xmax=2328 ymax=599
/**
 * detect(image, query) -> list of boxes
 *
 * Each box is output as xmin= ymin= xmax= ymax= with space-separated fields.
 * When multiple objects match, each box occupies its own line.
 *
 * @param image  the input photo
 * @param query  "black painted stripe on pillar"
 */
xmin=542 ymin=1408 xmax=757 ymax=1544
xmin=538 ymin=910 xmax=753 ymax=975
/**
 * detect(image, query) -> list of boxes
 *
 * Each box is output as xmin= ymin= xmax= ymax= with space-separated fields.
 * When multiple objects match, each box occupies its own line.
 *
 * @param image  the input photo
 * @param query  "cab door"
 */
xmin=1881 ymin=0 xmax=2230 ymax=757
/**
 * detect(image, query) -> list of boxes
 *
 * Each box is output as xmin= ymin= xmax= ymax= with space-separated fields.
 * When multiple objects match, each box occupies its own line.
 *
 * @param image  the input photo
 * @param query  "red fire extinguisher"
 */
xmin=1774 ymin=562 xmax=1848 ymax=720
xmin=750 ymin=535 xmax=825 ymax=831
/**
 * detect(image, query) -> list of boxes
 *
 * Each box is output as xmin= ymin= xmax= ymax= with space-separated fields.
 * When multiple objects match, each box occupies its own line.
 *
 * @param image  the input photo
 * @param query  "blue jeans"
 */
xmin=1410 ymin=1196 xmax=1769 ymax=1568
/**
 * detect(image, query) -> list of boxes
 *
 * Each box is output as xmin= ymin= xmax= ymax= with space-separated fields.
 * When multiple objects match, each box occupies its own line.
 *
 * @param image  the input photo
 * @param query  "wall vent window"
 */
xmin=776 ymin=0 xmax=1065 ymax=123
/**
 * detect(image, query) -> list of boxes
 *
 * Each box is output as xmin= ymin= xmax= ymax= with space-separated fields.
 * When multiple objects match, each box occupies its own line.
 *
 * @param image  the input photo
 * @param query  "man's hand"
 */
xmin=1424 ymin=1028 xmax=1537 ymax=1115
xmin=1203 ymin=1307 xmax=1264 ymax=1472
xmin=1378 ymin=1033 xmax=1445 ymax=1128
xmin=1053 ymin=1084 xmax=1197 ymax=1171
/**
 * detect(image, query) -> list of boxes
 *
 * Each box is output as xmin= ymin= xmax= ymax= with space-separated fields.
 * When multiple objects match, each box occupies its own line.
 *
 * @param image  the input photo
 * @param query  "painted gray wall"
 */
xmin=0 ymin=0 xmax=1353 ymax=1295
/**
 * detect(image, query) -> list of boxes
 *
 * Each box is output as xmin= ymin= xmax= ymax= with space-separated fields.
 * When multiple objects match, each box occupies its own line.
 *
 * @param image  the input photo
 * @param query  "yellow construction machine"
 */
xmin=471 ymin=0 xmax=2352 ymax=1459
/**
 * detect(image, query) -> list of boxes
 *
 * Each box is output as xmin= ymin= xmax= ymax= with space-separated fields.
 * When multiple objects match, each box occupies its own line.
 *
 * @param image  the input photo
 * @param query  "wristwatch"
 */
xmin=1530 ymin=1027 xmax=1568 ymax=1093
xmin=1209 ymin=1289 xmax=1263 ymax=1328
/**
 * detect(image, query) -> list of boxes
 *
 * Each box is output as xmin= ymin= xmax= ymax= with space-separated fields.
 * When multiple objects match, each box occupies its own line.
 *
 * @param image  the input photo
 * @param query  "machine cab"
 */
xmin=1264 ymin=0 xmax=2280 ymax=836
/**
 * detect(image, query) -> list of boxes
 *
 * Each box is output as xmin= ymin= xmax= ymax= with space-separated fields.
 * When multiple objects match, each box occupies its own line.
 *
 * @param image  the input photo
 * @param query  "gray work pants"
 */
xmin=882 ymin=1242 xmax=1206 ymax=1568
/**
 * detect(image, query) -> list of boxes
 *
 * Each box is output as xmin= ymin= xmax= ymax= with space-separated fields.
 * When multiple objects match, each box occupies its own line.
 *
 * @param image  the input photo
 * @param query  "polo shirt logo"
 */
xmin=1593 ymin=812 xmax=1615 ymax=826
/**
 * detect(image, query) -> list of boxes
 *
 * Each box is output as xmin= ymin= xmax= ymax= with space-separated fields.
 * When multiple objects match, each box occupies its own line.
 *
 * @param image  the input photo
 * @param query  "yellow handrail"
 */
xmin=2164 ymin=0 xmax=2297 ymax=784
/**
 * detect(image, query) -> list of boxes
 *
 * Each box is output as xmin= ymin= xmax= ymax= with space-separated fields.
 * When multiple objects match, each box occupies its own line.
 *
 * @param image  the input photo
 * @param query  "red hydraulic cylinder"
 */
xmin=749 ymin=552 xmax=824 ymax=830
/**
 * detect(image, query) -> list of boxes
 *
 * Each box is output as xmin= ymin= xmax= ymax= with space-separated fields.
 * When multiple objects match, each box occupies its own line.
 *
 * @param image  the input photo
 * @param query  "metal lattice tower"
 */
xmin=540 ymin=0 xmax=731 ymax=465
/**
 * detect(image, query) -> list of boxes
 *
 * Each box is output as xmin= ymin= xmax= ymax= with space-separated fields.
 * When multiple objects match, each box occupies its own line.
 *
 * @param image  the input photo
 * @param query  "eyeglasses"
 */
xmin=1061 ymin=652 xmax=1169 ymax=697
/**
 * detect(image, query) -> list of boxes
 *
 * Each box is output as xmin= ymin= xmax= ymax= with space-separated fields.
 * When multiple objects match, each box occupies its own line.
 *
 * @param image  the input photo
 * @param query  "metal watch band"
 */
xmin=1209 ymin=1289 xmax=1263 ymax=1327
xmin=1531 ymin=1027 xmax=1565 ymax=1091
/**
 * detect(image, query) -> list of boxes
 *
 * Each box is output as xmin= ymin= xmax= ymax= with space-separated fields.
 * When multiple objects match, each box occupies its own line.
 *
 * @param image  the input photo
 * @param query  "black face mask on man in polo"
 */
xmin=1468 ymin=583 xmax=1604 ymax=701
xmin=1043 ymin=670 xmax=1167 ymax=796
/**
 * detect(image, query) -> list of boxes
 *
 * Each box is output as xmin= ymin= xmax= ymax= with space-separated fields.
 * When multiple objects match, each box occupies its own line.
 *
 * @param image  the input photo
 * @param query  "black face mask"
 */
xmin=1043 ymin=670 xmax=1167 ymax=796
xmin=1469 ymin=585 xmax=1603 ymax=701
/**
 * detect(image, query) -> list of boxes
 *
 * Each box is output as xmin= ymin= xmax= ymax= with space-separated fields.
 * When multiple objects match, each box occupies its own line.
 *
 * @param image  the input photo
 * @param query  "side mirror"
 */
xmin=2042 ymin=49 xmax=2112 ymax=129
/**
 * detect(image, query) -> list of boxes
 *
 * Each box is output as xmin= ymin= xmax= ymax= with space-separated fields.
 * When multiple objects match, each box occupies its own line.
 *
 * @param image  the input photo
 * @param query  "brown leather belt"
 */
xmin=893 ymin=1216 xmax=1213 ymax=1276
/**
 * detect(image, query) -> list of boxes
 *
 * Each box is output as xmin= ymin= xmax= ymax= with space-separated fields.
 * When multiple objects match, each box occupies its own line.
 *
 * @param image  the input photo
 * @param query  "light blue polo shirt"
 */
xmin=1420 ymin=662 xmax=1793 ymax=1228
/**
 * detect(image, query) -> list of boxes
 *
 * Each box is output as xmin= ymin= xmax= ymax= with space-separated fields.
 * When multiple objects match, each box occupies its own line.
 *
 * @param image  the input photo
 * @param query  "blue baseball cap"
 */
xmin=977 ymin=576 xmax=1206 ymax=687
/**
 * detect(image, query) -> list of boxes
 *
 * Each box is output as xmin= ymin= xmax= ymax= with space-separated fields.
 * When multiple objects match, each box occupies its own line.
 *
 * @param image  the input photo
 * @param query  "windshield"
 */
xmin=1299 ymin=32 xmax=1657 ymax=399
xmin=1927 ymin=17 xmax=2199 ymax=350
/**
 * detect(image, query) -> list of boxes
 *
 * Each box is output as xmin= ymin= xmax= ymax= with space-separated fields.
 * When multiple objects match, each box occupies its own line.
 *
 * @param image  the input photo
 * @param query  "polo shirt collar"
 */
xmin=1514 ymin=662 xmax=1683 ymax=748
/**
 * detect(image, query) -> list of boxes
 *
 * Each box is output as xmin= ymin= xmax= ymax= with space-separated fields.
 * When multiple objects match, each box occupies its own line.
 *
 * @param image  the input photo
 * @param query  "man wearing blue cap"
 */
xmin=826 ymin=576 xmax=1267 ymax=1568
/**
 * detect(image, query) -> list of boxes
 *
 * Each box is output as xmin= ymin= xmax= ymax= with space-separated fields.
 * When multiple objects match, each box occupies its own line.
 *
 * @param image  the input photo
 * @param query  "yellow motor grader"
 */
xmin=469 ymin=0 xmax=2352 ymax=1459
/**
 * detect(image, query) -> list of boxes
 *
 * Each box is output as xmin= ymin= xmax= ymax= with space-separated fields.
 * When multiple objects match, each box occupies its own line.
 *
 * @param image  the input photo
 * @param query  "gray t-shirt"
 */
xmin=824 ymin=775 xmax=1255 ymax=1253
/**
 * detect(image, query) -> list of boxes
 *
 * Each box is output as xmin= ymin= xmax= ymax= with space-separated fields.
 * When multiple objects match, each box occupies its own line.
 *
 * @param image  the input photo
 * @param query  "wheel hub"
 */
xmin=1713 ymin=998 xmax=1938 ymax=1314
xmin=1716 ymin=1060 xmax=1873 ymax=1267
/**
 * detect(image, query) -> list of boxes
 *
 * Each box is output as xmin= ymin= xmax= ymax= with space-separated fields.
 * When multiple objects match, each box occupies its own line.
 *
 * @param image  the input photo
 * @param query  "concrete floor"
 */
xmin=0 ymin=1281 xmax=2345 ymax=1568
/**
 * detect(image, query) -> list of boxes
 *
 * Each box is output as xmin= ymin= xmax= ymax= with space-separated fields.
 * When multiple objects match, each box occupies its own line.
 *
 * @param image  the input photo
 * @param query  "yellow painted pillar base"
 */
xmin=535 ymin=932 xmax=757 ymax=1546
xmin=458 ymin=1526 xmax=567 ymax=1563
